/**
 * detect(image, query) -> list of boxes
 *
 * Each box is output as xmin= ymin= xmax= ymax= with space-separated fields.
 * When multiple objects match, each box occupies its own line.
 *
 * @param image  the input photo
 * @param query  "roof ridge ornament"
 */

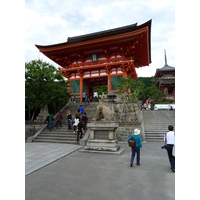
xmin=164 ymin=49 xmax=167 ymax=65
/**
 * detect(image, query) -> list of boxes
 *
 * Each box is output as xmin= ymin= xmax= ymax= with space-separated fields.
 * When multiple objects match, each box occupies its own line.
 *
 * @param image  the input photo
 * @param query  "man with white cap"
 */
xmin=128 ymin=128 xmax=143 ymax=167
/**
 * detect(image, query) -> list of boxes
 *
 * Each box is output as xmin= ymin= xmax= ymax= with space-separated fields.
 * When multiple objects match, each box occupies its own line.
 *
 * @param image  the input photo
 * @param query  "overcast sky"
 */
xmin=25 ymin=0 xmax=175 ymax=77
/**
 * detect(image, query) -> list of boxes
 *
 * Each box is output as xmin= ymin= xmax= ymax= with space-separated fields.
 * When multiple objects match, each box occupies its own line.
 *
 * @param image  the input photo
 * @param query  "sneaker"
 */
xmin=130 ymin=163 xmax=133 ymax=167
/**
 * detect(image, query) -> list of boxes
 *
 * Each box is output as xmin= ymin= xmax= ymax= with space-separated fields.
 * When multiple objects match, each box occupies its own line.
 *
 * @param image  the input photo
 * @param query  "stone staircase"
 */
xmin=143 ymin=110 xmax=175 ymax=142
xmin=33 ymin=103 xmax=98 ymax=144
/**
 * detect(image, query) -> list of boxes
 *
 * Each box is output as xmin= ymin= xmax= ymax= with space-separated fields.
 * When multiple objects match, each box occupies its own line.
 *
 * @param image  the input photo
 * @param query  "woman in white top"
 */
xmin=164 ymin=125 xmax=175 ymax=172
xmin=73 ymin=115 xmax=79 ymax=134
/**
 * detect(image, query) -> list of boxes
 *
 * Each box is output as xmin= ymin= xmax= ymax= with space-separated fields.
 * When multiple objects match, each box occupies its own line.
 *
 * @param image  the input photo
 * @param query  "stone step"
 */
xmin=33 ymin=139 xmax=79 ymax=144
xmin=35 ymin=136 xmax=77 ymax=141
xmin=33 ymin=102 xmax=98 ymax=144
xmin=39 ymin=133 xmax=77 ymax=138
xmin=143 ymin=110 xmax=175 ymax=142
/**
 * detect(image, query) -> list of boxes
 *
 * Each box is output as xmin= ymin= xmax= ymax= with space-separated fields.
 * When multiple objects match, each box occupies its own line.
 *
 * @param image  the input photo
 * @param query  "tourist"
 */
xmin=89 ymin=94 xmax=92 ymax=103
xmin=76 ymin=109 xmax=81 ymax=120
xmin=79 ymin=105 xmax=84 ymax=118
xmin=86 ymin=94 xmax=90 ymax=106
xmin=77 ymin=119 xmax=84 ymax=142
xmin=54 ymin=110 xmax=63 ymax=129
xmin=73 ymin=95 xmax=76 ymax=103
xmin=66 ymin=110 xmax=72 ymax=130
xmin=85 ymin=94 xmax=88 ymax=106
xmin=82 ymin=112 xmax=88 ymax=130
xmin=49 ymin=113 xmax=54 ymax=131
xmin=45 ymin=114 xmax=50 ymax=129
xmin=72 ymin=114 xmax=79 ymax=134
xmin=94 ymin=91 xmax=98 ymax=102
xmin=128 ymin=129 xmax=143 ymax=167
xmin=83 ymin=91 xmax=86 ymax=103
xmin=164 ymin=125 xmax=175 ymax=172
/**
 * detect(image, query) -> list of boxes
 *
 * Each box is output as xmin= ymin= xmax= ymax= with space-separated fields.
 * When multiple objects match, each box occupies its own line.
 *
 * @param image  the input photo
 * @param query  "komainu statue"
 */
xmin=92 ymin=103 xmax=115 ymax=121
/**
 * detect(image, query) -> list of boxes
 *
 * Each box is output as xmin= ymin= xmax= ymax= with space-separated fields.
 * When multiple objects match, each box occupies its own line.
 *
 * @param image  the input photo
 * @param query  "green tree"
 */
xmin=25 ymin=59 xmax=69 ymax=120
xmin=117 ymin=76 xmax=145 ymax=122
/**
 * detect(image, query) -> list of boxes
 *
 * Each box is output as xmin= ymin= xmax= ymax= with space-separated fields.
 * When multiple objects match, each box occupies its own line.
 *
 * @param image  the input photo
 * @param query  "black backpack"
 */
xmin=129 ymin=136 xmax=136 ymax=148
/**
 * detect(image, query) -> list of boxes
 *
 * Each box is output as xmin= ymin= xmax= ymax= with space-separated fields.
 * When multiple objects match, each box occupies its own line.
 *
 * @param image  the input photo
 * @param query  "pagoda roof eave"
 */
xmin=154 ymin=64 xmax=175 ymax=77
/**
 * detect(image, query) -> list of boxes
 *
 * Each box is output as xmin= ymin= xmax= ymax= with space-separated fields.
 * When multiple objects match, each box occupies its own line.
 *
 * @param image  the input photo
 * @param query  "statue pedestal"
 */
xmin=84 ymin=122 xmax=120 ymax=152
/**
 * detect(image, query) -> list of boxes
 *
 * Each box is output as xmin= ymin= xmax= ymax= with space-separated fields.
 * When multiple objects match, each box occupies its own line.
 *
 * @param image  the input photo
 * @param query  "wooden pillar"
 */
xmin=106 ymin=66 xmax=112 ymax=93
xmin=80 ymin=76 xmax=83 ymax=103
xmin=108 ymin=73 xmax=111 ymax=93
xmin=87 ymin=85 xmax=89 ymax=96
xmin=67 ymin=78 xmax=70 ymax=93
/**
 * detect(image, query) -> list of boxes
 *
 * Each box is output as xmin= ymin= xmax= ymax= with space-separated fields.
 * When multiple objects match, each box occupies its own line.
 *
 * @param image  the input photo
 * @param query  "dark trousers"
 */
xmin=67 ymin=119 xmax=71 ymax=130
xmin=131 ymin=146 xmax=140 ymax=165
xmin=166 ymin=144 xmax=175 ymax=170
xmin=55 ymin=120 xmax=61 ymax=128
xmin=77 ymin=130 xmax=83 ymax=142
xmin=73 ymin=125 xmax=77 ymax=131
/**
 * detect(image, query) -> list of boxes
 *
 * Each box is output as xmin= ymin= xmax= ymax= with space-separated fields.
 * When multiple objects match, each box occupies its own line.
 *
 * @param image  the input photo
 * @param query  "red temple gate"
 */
xmin=36 ymin=20 xmax=152 ymax=102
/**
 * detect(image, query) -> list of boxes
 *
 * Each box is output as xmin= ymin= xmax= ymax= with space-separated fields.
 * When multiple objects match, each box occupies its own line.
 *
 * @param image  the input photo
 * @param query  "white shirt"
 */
xmin=94 ymin=92 xmax=98 ymax=97
xmin=164 ymin=131 xmax=175 ymax=145
xmin=73 ymin=118 xmax=79 ymax=126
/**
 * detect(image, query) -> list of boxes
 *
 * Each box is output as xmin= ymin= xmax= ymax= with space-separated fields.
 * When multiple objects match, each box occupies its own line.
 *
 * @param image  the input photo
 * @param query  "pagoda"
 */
xmin=36 ymin=20 xmax=152 ymax=102
xmin=155 ymin=50 xmax=175 ymax=101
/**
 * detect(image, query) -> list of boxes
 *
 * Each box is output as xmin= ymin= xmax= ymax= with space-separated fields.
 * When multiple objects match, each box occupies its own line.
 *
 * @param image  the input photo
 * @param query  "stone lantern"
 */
xmin=107 ymin=92 xmax=116 ymax=113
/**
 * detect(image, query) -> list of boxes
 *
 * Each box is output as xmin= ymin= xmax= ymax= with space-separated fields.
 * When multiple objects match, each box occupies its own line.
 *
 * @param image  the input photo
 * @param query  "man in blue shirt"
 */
xmin=128 ymin=129 xmax=143 ymax=167
xmin=79 ymin=105 xmax=84 ymax=117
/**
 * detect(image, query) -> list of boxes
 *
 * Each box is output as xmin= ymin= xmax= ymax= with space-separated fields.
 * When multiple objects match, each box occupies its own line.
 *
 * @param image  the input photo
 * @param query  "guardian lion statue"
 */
xmin=92 ymin=103 xmax=115 ymax=121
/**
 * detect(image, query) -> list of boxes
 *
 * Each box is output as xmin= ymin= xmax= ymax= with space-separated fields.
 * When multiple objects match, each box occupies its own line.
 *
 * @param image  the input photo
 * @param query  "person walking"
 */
xmin=79 ymin=105 xmax=84 ymax=118
xmin=54 ymin=110 xmax=63 ymax=129
xmin=77 ymin=119 xmax=84 ymax=142
xmin=66 ymin=110 xmax=72 ymax=130
xmin=94 ymin=91 xmax=98 ymax=102
xmin=83 ymin=91 xmax=86 ymax=103
xmin=82 ymin=112 xmax=88 ymax=130
xmin=49 ymin=113 xmax=54 ymax=131
xmin=164 ymin=125 xmax=175 ymax=172
xmin=45 ymin=115 xmax=50 ymax=129
xmin=72 ymin=114 xmax=79 ymax=134
xmin=128 ymin=129 xmax=143 ymax=167
xmin=76 ymin=109 xmax=81 ymax=120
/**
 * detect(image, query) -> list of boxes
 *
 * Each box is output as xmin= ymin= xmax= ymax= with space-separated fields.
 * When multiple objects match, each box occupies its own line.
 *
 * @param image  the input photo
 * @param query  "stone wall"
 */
xmin=115 ymin=124 xmax=142 ymax=142
xmin=25 ymin=124 xmax=45 ymax=140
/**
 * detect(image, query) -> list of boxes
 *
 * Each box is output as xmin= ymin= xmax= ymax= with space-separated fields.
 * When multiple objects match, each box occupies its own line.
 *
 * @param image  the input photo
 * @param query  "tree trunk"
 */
xmin=31 ymin=109 xmax=36 ymax=121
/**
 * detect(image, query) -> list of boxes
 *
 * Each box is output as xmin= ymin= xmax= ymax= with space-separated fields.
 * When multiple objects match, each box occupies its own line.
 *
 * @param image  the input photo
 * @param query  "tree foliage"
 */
xmin=25 ymin=59 xmax=69 ymax=120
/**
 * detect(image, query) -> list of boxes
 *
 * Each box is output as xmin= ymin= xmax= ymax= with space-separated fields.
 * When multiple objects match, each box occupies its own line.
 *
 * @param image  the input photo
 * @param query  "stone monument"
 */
xmin=34 ymin=105 xmax=49 ymax=123
xmin=84 ymin=93 xmax=121 ymax=152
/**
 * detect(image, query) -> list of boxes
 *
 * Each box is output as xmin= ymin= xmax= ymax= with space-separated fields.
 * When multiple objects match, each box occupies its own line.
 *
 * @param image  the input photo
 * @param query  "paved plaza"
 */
xmin=25 ymin=142 xmax=175 ymax=200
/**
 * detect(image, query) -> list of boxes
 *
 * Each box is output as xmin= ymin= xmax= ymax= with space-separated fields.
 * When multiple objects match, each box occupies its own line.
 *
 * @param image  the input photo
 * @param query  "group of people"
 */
xmin=141 ymin=99 xmax=151 ymax=110
xmin=72 ymin=91 xmax=98 ymax=105
xmin=128 ymin=125 xmax=175 ymax=172
xmin=45 ymin=105 xmax=88 ymax=142
xmin=66 ymin=105 xmax=88 ymax=142
xmin=45 ymin=111 xmax=63 ymax=131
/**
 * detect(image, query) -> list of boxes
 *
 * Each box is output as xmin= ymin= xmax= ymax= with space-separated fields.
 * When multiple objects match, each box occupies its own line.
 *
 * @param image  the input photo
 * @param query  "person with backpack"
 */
xmin=128 ymin=129 xmax=143 ymax=167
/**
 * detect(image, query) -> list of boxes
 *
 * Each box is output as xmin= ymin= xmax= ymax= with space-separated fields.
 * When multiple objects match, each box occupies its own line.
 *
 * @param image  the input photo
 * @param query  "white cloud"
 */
xmin=25 ymin=0 xmax=175 ymax=77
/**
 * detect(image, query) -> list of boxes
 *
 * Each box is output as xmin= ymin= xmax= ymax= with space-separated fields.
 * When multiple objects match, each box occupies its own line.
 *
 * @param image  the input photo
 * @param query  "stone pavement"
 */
xmin=25 ymin=142 xmax=175 ymax=200
xmin=25 ymin=143 xmax=82 ymax=175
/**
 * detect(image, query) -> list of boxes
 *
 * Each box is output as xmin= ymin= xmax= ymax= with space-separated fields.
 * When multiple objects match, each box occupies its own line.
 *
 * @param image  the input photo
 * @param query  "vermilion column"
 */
xmin=108 ymin=73 xmax=111 ymax=93
xmin=80 ymin=76 xmax=83 ymax=103
xmin=67 ymin=78 xmax=70 ymax=93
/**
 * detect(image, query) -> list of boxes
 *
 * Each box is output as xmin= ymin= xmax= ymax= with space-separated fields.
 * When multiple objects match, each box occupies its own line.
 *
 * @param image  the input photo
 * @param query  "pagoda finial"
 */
xmin=164 ymin=49 xmax=167 ymax=65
